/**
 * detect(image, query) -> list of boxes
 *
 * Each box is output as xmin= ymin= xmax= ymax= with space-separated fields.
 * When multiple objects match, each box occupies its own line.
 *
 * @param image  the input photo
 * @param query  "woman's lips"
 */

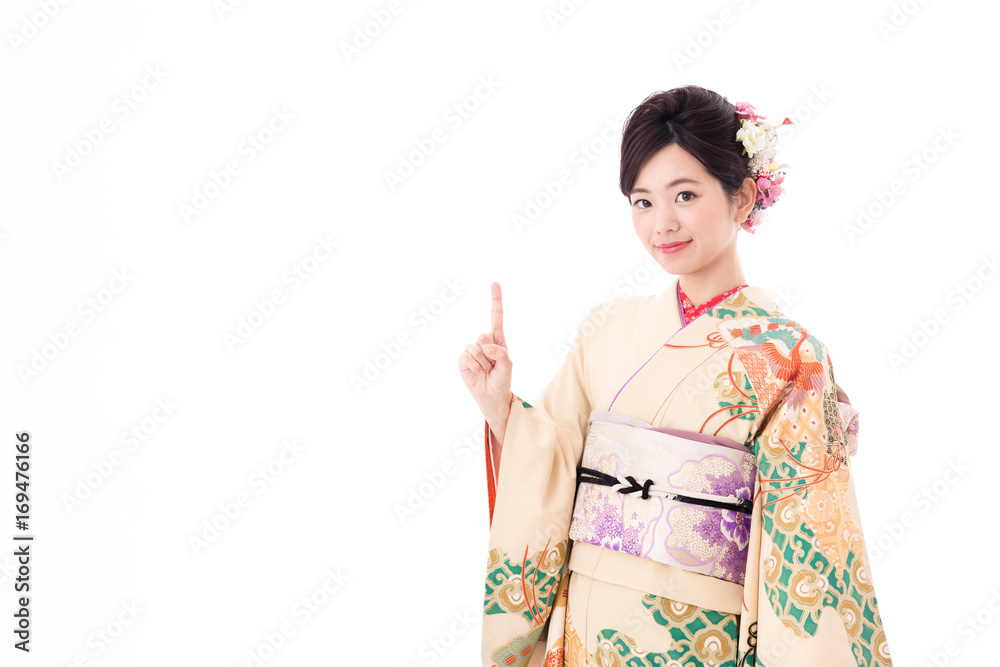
xmin=658 ymin=241 xmax=691 ymax=254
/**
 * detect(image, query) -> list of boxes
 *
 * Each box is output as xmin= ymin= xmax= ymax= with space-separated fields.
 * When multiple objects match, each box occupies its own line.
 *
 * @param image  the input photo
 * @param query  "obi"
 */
xmin=568 ymin=410 xmax=756 ymax=586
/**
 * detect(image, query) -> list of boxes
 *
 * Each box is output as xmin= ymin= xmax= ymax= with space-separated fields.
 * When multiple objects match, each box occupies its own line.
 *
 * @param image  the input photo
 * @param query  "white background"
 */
xmin=1 ymin=0 xmax=997 ymax=665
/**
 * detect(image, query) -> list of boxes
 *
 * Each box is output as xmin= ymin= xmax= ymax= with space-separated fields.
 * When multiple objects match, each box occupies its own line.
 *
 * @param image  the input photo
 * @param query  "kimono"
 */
xmin=481 ymin=276 xmax=892 ymax=666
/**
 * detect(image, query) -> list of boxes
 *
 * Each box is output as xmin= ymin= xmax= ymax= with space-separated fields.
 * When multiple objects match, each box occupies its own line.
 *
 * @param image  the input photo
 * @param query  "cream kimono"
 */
xmin=481 ymin=277 xmax=892 ymax=666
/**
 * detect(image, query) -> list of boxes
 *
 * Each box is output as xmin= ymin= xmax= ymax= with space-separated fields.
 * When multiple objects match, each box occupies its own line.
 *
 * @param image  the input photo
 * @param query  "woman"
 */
xmin=459 ymin=85 xmax=892 ymax=666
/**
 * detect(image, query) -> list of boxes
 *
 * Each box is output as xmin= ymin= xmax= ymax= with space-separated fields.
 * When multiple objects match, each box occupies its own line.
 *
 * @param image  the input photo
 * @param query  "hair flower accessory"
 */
xmin=734 ymin=101 xmax=794 ymax=233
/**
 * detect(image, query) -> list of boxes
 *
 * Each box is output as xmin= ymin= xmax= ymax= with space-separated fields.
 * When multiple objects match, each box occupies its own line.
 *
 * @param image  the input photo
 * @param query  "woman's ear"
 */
xmin=732 ymin=176 xmax=757 ymax=223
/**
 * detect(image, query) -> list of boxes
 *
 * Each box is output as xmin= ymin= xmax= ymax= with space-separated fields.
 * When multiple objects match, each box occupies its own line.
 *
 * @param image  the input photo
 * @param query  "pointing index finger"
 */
xmin=491 ymin=282 xmax=503 ymax=343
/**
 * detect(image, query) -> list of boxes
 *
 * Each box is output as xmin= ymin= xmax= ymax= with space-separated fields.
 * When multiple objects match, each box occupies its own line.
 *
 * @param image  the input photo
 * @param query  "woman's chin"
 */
xmin=654 ymin=255 xmax=686 ymax=274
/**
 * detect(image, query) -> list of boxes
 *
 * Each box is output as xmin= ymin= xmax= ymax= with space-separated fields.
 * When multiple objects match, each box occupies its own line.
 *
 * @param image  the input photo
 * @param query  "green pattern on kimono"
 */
xmin=483 ymin=539 xmax=568 ymax=667
xmin=708 ymin=299 xmax=771 ymax=320
xmin=711 ymin=308 xmax=891 ymax=665
xmin=757 ymin=442 xmax=885 ymax=665
xmin=582 ymin=594 xmax=740 ymax=666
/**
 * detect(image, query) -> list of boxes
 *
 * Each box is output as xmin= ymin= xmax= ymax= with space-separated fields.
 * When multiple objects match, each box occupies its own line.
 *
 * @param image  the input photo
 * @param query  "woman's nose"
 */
xmin=654 ymin=210 xmax=678 ymax=234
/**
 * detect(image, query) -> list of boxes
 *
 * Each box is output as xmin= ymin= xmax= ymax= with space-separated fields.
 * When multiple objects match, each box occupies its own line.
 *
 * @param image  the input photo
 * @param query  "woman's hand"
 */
xmin=458 ymin=282 xmax=513 ymax=432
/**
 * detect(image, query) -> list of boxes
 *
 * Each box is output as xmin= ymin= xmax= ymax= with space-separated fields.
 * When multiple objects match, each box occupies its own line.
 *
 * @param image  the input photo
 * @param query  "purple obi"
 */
xmin=568 ymin=410 xmax=756 ymax=586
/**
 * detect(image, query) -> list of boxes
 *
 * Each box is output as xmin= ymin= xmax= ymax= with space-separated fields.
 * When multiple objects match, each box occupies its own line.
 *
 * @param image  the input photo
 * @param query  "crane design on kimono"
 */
xmin=737 ymin=320 xmax=847 ymax=512
xmin=756 ymin=322 xmax=826 ymax=411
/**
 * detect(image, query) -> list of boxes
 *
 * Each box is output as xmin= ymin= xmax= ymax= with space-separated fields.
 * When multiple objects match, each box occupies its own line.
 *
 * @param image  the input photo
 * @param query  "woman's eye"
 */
xmin=677 ymin=191 xmax=695 ymax=203
xmin=633 ymin=199 xmax=651 ymax=209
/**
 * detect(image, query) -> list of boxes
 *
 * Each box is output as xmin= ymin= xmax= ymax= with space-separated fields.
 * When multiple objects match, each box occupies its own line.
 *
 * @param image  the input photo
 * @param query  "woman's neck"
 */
xmin=678 ymin=265 xmax=747 ymax=308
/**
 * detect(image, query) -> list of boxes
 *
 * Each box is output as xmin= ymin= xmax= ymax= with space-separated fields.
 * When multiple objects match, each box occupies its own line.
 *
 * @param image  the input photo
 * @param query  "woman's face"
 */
xmin=629 ymin=143 xmax=751 ymax=279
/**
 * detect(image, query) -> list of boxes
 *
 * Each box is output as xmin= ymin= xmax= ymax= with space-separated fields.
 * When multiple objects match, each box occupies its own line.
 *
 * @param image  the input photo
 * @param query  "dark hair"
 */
xmin=619 ymin=85 xmax=750 ymax=208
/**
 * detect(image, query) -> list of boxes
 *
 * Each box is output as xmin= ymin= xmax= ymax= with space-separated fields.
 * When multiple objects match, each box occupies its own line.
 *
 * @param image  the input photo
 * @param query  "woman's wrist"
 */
xmin=485 ymin=392 xmax=513 ymax=437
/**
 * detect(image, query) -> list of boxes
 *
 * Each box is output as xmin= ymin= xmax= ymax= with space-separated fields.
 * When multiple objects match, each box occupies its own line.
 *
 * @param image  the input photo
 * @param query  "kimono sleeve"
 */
xmin=741 ymin=334 xmax=892 ymax=666
xmin=481 ymin=303 xmax=600 ymax=667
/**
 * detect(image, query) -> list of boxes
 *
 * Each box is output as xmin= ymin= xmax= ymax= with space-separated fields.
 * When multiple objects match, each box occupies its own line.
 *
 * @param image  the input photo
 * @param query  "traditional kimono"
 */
xmin=481 ymin=276 xmax=892 ymax=666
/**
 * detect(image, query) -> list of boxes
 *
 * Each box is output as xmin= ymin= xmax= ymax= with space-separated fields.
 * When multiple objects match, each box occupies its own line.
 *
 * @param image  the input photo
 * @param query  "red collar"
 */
xmin=677 ymin=282 xmax=747 ymax=325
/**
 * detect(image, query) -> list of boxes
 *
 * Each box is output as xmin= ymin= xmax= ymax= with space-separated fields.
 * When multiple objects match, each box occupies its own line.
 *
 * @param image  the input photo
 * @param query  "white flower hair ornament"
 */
xmin=734 ymin=101 xmax=794 ymax=233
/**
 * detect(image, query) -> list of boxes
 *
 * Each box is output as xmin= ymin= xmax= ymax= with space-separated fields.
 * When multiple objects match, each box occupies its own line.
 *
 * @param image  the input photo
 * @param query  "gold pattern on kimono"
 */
xmin=771 ymin=387 xmax=828 ymax=443
xmin=798 ymin=445 xmax=863 ymax=570
xmin=484 ymin=539 xmax=568 ymax=618
xmin=693 ymin=628 xmax=735 ymax=664
xmin=539 ymin=540 xmax=569 ymax=577
xmin=643 ymin=594 xmax=699 ymax=624
xmin=838 ymin=597 xmax=862 ymax=634
xmin=874 ymin=631 xmax=892 ymax=663
xmin=563 ymin=607 xmax=596 ymax=667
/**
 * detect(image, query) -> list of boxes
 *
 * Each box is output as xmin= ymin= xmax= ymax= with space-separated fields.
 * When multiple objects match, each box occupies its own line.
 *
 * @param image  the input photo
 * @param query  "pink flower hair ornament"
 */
xmin=734 ymin=101 xmax=794 ymax=233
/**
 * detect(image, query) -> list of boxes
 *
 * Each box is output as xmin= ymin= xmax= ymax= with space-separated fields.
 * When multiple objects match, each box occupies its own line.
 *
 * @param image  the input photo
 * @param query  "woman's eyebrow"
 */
xmin=630 ymin=178 xmax=701 ymax=195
